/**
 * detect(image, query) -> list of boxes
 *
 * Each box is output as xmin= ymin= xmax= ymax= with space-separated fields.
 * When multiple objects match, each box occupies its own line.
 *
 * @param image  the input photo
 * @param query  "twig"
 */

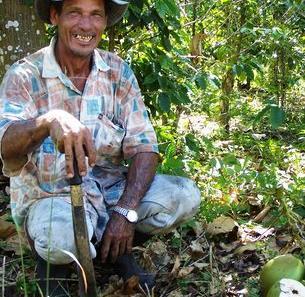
xmin=16 ymin=226 xmax=28 ymax=297
xmin=253 ymin=205 xmax=271 ymax=223
xmin=180 ymin=231 xmax=208 ymax=254
xmin=2 ymin=256 xmax=5 ymax=297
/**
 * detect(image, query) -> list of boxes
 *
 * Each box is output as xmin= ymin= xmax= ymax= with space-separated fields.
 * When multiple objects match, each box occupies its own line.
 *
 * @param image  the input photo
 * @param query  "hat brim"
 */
xmin=35 ymin=0 xmax=128 ymax=27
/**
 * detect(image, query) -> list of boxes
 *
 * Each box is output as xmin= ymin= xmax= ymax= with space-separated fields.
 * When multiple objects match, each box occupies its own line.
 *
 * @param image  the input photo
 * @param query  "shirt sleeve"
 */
xmin=117 ymin=62 xmax=159 ymax=160
xmin=0 ymin=63 xmax=39 ymax=176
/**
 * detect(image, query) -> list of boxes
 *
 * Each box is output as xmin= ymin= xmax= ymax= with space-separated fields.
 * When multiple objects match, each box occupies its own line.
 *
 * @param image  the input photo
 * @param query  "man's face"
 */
xmin=50 ymin=0 xmax=107 ymax=58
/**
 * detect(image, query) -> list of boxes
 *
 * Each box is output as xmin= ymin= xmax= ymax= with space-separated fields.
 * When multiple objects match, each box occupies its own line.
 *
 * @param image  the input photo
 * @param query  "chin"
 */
xmin=71 ymin=47 xmax=95 ymax=58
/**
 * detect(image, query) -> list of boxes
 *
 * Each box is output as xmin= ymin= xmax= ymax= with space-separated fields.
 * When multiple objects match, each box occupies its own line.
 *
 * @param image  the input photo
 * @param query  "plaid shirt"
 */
xmin=0 ymin=38 xmax=159 ymax=234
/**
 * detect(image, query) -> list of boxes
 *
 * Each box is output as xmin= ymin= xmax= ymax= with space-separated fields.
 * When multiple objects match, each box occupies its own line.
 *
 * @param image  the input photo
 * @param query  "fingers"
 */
xmin=126 ymin=236 xmax=133 ymax=254
xmin=100 ymin=235 xmax=111 ymax=263
xmin=110 ymin=240 xmax=120 ymax=263
xmin=74 ymin=140 xmax=86 ymax=176
xmin=64 ymin=139 xmax=74 ymax=178
xmin=65 ymin=130 xmax=96 ymax=178
xmin=48 ymin=111 xmax=96 ymax=178
xmin=100 ymin=235 xmax=130 ymax=263
xmin=83 ymin=131 xmax=96 ymax=167
xmin=119 ymin=240 xmax=126 ymax=258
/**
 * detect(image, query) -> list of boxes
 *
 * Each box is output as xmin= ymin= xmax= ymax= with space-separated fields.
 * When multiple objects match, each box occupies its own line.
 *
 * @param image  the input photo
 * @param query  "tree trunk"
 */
xmin=0 ymin=0 xmax=46 ymax=80
xmin=108 ymin=26 xmax=116 ymax=52
xmin=220 ymin=0 xmax=246 ymax=133
xmin=0 ymin=0 xmax=46 ymax=183
xmin=221 ymin=70 xmax=234 ymax=133
xmin=279 ymin=47 xmax=286 ymax=108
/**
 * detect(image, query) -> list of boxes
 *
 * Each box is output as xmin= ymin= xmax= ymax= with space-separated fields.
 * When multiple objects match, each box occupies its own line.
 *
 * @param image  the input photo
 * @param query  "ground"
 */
xmin=0 ymin=183 xmax=303 ymax=297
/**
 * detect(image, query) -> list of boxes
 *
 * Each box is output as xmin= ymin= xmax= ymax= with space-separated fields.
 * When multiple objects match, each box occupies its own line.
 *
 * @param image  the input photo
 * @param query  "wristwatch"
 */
xmin=111 ymin=206 xmax=139 ymax=223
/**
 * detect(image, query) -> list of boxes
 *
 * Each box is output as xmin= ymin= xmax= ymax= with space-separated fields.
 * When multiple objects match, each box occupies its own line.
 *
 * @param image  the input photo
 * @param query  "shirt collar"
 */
xmin=42 ymin=36 xmax=110 ymax=78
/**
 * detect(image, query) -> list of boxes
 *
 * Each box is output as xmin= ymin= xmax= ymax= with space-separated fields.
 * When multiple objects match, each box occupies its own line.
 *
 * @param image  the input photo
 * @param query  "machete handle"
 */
xmin=69 ymin=154 xmax=82 ymax=185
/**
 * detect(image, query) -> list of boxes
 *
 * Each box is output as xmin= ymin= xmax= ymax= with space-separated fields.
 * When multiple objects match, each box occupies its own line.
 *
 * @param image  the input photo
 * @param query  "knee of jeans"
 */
xmin=33 ymin=232 xmax=77 ymax=265
xmin=175 ymin=177 xmax=201 ymax=213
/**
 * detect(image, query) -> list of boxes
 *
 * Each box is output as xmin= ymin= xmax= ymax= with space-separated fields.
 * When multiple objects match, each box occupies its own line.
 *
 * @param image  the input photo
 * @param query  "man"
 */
xmin=0 ymin=0 xmax=201 ymax=296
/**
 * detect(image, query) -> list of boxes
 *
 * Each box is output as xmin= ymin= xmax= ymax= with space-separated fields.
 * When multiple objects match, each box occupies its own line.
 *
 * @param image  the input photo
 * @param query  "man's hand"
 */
xmin=42 ymin=109 xmax=96 ymax=178
xmin=100 ymin=213 xmax=135 ymax=263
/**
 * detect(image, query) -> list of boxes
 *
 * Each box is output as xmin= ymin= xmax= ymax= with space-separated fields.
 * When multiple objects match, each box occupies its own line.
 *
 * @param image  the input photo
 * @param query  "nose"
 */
xmin=78 ymin=15 xmax=92 ymax=30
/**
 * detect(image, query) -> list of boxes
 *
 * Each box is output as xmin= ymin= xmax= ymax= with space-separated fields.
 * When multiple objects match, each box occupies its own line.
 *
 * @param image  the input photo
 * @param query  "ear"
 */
xmin=49 ymin=6 xmax=59 ymax=26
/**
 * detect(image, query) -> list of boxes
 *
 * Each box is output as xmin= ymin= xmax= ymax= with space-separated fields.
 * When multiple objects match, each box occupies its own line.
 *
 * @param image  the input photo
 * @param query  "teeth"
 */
xmin=74 ymin=34 xmax=93 ymax=42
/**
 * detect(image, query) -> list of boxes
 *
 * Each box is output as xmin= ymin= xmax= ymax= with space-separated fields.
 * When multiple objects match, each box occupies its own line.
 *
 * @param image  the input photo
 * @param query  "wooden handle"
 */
xmin=69 ymin=153 xmax=97 ymax=296
xmin=69 ymin=156 xmax=82 ymax=185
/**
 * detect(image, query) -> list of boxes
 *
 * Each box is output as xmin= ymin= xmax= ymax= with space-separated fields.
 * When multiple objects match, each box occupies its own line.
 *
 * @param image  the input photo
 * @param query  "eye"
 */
xmin=68 ymin=10 xmax=81 ymax=17
xmin=93 ymin=11 xmax=105 ymax=18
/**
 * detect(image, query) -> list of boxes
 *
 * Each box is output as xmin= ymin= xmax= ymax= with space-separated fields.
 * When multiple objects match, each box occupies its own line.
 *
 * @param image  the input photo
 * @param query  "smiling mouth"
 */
xmin=73 ymin=34 xmax=94 ymax=43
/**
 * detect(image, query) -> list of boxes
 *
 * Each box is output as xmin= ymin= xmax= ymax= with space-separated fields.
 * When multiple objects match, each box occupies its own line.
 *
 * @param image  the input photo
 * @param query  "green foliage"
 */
xmin=253 ymin=99 xmax=285 ymax=129
xmin=40 ymin=0 xmax=305 ymax=239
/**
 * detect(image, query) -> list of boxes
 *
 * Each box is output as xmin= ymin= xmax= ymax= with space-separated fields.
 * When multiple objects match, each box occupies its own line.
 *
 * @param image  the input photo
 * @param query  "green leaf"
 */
xmin=208 ymin=74 xmax=221 ymax=88
xmin=243 ymin=64 xmax=254 ymax=81
xmin=155 ymin=0 xmax=180 ymax=18
xmin=223 ymin=154 xmax=239 ymax=165
xmin=185 ymin=133 xmax=200 ymax=153
xmin=232 ymin=64 xmax=244 ymax=77
xmin=293 ymin=206 xmax=305 ymax=218
xmin=175 ymin=90 xmax=191 ymax=104
xmin=165 ymin=142 xmax=176 ymax=158
xmin=240 ymin=27 xmax=256 ymax=36
xmin=143 ymin=73 xmax=158 ymax=85
xmin=270 ymin=106 xmax=285 ymax=129
xmin=248 ymin=61 xmax=263 ymax=72
xmin=158 ymin=92 xmax=171 ymax=112
xmin=161 ymin=35 xmax=172 ymax=51
xmin=253 ymin=105 xmax=271 ymax=126
xmin=158 ymin=76 xmax=168 ymax=89
xmin=159 ymin=55 xmax=173 ymax=70
xmin=288 ymin=57 xmax=296 ymax=70
xmin=195 ymin=74 xmax=208 ymax=90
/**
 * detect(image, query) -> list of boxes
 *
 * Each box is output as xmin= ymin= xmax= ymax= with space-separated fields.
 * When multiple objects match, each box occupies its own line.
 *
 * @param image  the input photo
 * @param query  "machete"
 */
xmin=69 ymin=157 xmax=98 ymax=297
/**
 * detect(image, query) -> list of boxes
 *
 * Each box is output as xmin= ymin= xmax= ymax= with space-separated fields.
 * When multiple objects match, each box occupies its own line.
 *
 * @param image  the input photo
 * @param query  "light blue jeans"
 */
xmin=26 ymin=174 xmax=201 ymax=264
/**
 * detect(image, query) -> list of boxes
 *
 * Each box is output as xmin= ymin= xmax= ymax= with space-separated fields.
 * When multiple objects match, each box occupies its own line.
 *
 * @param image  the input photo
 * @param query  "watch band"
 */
xmin=111 ymin=206 xmax=129 ymax=217
xmin=110 ymin=206 xmax=138 ymax=223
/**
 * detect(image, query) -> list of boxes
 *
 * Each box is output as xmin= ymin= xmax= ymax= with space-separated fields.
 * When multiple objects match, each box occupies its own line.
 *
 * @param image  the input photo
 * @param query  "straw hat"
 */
xmin=35 ymin=0 xmax=129 ymax=27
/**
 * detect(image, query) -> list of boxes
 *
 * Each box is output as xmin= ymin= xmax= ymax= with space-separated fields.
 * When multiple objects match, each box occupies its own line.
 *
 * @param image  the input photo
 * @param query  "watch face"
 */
xmin=127 ymin=210 xmax=138 ymax=223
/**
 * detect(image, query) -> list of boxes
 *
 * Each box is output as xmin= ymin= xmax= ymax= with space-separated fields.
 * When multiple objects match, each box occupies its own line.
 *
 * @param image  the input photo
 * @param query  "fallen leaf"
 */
xmin=190 ymin=240 xmax=205 ymax=259
xmin=193 ymin=262 xmax=209 ymax=270
xmin=234 ymin=243 xmax=257 ymax=254
xmin=209 ymin=281 xmax=219 ymax=295
xmin=247 ymin=195 xmax=262 ymax=206
xmin=170 ymin=256 xmax=181 ymax=277
xmin=219 ymin=241 xmax=240 ymax=253
xmin=190 ymin=221 xmax=205 ymax=236
xmin=140 ymin=250 xmax=156 ymax=272
xmin=0 ymin=215 xmax=16 ymax=239
xmin=177 ymin=266 xmax=194 ymax=278
xmin=276 ymin=233 xmax=293 ymax=248
xmin=123 ymin=275 xmax=140 ymax=295
xmin=146 ymin=240 xmax=171 ymax=267
xmin=168 ymin=289 xmax=184 ymax=297
xmin=149 ymin=240 xmax=168 ymax=255
xmin=1 ymin=231 xmax=30 ymax=255
xmin=100 ymin=275 xmax=124 ymax=297
xmin=206 ymin=216 xmax=239 ymax=235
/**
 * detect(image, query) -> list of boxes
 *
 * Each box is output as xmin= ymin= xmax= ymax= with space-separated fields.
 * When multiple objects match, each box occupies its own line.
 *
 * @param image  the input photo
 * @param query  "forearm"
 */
xmin=118 ymin=152 xmax=159 ymax=209
xmin=1 ymin=116 xmax=48 ymax=162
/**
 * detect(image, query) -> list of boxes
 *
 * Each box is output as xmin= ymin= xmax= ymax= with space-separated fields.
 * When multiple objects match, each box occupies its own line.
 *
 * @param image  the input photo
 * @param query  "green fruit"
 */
xmin=266 ymin=279 xmax=305 ymax=297
xmin=260 ymin=254 xmax=305 ymax=295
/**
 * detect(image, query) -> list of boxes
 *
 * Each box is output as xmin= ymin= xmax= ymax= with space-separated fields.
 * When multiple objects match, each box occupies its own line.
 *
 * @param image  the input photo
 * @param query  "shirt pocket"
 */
xmin=36 ymin=137 xmax=68 ymax=193
xmin=94 ymin=114 xmax=126 ymax=164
